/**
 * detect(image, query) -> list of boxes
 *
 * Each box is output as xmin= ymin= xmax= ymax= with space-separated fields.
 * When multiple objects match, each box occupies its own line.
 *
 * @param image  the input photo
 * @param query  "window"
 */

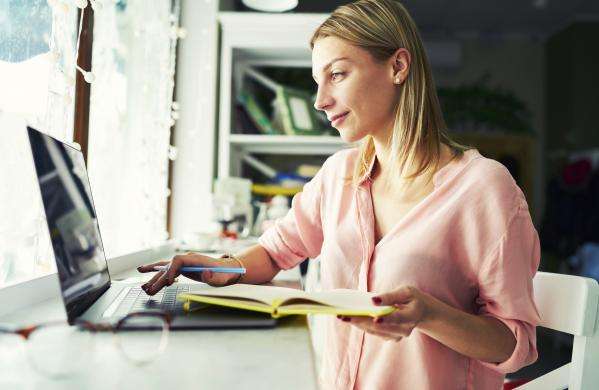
xmin=87 ymin=0 xmax=180 ymax=258
xmin=0 ymin=0 xmax=78 ymax=288
xmin=0 ymin=0 xmax=181 ymax=288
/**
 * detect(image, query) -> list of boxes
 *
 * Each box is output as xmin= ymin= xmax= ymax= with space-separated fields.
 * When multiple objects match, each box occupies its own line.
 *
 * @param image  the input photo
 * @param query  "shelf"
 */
xmin=218 ymin=11 xmax=345 ymax=177
xmin=229 ymin=134 xmax=351 ymax=155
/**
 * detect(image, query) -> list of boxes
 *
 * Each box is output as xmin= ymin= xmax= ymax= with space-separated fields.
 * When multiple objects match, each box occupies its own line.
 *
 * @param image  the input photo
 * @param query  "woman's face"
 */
xmin=312 ymin=36 xmax=400 ymax=143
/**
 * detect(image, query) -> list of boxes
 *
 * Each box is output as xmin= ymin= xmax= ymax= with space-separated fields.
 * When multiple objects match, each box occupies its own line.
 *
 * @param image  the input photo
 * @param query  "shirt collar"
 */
xmin=355 ymin=149 xmax=479 ymax=188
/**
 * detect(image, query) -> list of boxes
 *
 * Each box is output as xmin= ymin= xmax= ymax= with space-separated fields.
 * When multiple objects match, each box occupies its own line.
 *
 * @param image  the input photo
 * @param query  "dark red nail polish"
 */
xmin=342 ymin=317 xmax=350 ymax=322
xmin=372 ymin=297 xmax=382 ymax=305
xmin=374 ymin=317 xmax=383 ymax=324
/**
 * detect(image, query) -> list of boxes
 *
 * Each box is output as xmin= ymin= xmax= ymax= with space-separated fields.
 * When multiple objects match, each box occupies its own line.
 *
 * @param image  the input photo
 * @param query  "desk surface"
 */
xmin=0 ymin=255 xmax=318 ymax=390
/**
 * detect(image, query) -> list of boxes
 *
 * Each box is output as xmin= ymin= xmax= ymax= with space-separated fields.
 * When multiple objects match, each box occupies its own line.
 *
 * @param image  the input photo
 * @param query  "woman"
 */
xmin=139 ymin=1 xmax=540 ymax=388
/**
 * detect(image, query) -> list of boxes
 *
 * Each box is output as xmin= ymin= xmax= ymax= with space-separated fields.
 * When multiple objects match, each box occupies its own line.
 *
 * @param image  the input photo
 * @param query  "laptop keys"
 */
xmin=113 ymin=285 xmax=190 ymax=317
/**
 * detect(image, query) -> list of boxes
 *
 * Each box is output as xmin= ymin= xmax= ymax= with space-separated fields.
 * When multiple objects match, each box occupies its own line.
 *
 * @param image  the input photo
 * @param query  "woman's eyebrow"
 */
xmin=312 ymin=57 xmax=351 ymax=81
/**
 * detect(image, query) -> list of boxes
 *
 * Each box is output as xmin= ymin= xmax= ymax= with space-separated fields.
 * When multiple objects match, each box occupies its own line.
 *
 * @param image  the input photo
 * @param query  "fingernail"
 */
xmin=342 ymin=317 xmax=350 ymax=322
xmin=336 ymin=315 xmax=342 ymax=319
xmin=137 ymin=266 xmax=142 ymax=271
xmin=372 ymin=297 xmax=382 ymax=305
xmin=374 ymin=317 xmax=383 ymax=324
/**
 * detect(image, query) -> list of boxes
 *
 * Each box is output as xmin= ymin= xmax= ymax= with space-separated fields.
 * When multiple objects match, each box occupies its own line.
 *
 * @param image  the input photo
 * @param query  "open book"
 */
xmin=177 ymin=284 xmax=395 ymax=319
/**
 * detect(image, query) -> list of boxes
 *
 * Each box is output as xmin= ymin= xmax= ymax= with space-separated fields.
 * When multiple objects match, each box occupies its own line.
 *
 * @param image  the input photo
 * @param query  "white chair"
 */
xmin=516 ymin=272 xmax=599 ymax=390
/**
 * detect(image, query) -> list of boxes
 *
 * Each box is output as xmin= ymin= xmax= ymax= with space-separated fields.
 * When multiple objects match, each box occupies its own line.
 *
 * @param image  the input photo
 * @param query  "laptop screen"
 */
xmin=27 ymin=127 xmax=110 ymax=323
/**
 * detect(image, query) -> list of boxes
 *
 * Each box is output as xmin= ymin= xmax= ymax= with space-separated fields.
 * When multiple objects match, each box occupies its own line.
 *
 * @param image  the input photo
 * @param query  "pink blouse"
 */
xmin=259 ymin=148 xmax=540 ymax=390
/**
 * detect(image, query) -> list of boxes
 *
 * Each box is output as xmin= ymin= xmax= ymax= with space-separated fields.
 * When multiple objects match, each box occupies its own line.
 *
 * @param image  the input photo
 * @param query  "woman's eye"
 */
xmin=331 ymin=72 xmax=344 ymax=81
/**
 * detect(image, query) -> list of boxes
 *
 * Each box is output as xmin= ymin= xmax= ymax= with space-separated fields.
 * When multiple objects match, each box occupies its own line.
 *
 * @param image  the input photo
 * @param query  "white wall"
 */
xmin=170 ymin=0 xmax=220 ymax=237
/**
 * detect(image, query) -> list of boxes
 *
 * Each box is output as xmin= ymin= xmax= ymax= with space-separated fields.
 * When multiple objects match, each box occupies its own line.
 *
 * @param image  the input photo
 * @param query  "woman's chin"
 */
xmin=337 ymin=128 xmax=365 ymax=143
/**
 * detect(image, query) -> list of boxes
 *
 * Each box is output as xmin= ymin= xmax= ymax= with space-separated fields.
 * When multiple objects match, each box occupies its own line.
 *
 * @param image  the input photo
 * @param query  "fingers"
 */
xmin=199 ymin=257 xmax=242 ymax=287
xmin=372 ymin=286 xmax=414 ymax=306
xmin=166 ymin=256 xmax=185 ymax=285
xmin=141 ymin=254 xmax=229 ymax=293
xmin=368 ymin=315 xmax=416 ymax=337
xmin=200 ymin=270 xmax=214 ymax=284
xmin=145 ymin=256 xmax=187 ymax=295
xmin=384 ymin=304 xmax=417 ymax=323
xmin=137 ymin=261 xmax=170 ymax=273
xmin=145 ymin=272 xmax=173 ymax=295
xmin=142 ymin=271 xmax=165 ymax=295
xmin=199 ymin=268 xmax=235 ymax=287
xmin=365 ymin=328 xmax=402 ymax=342
xmin=337 ymin=315 xmax=404 ymax=341
xmin=140 ymin=253 xmax=241 ymax=292
xmin=144 ymin=270 xmax=164 ymax=288
xmin=337 ymin=314 xmax=414 ymax=338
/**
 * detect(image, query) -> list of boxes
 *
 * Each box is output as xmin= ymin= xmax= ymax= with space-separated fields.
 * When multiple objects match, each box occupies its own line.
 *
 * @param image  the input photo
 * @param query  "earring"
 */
xmin=394 ymin=78 xmax=401 ymax=84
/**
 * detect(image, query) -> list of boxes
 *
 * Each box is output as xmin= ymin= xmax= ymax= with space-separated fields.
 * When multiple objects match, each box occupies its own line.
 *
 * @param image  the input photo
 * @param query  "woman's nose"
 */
xmin=313 ymin=87 xmax=333 ymax=111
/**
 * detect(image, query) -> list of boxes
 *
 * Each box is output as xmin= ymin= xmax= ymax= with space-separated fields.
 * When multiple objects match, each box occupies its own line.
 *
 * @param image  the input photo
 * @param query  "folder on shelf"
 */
xmin=274 ymin=85 xmax=324 ymax=136
xmin=240 ymin=66 xmax=326 ymax=136
xmin=178 ymin=284 xmax=395 ymax=319
xmin=237 ymin=91 xmax=281 ymax=135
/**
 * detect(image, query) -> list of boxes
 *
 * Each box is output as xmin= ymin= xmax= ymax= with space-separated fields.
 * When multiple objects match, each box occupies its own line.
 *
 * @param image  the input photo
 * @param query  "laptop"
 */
xmin=26 ymin=126 xmax=276 ymax=329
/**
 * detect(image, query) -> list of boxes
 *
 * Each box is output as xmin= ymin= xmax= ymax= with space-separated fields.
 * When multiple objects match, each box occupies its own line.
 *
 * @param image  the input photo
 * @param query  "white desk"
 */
xmin=0 ymin=250 xmax=318 ymax=390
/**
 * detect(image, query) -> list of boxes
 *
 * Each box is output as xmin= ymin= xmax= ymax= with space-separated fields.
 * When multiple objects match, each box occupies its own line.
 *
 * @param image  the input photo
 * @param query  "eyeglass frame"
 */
xmin=0 ymin=310 xmax=173 ymax=339
xmin=0 ymin=310 xmax=173 ymax=377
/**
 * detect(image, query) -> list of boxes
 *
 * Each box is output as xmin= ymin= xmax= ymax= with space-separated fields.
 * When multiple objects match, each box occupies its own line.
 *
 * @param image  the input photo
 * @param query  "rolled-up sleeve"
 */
xmin=475 ymin=203 xmax=541 ymax=374
xmin=258 ymin=165 xmax=326 ymax=270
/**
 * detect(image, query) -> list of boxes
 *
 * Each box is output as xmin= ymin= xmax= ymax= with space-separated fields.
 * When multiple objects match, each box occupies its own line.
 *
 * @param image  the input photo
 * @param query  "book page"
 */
xmin=283 ymin=289 xmax=387 ymax=311
xmin=187 ymin=283 xmax=308 ymax=306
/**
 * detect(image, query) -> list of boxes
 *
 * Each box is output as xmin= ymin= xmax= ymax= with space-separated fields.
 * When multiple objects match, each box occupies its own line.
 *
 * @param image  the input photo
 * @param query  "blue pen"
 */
xmin=153 ymin=265 xmax=246 ymax=274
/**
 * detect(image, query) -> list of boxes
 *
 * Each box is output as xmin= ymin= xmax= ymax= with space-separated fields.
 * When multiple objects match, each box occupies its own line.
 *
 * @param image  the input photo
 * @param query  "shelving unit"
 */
xmin=229 ymin=134 xmax=349 ymax=155
xmin=217 ymin=12 xmax=349 ymax=178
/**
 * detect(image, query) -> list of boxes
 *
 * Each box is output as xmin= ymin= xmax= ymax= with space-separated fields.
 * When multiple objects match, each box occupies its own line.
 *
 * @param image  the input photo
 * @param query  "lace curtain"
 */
xmin=0 ymin=0 xmax=78 ymax=287
xmin=87 ymin=0 xmax=180 ymax=258
xmin=0 ymin=0 xmax=180 ymax=287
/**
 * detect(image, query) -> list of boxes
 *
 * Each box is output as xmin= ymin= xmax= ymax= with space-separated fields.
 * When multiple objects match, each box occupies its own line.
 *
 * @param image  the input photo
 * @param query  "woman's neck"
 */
xmin=371 ymin=136 xmax=453 ymax=199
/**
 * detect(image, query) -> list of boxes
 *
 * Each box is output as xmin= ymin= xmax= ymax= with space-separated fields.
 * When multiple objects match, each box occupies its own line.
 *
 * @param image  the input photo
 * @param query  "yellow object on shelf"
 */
xmin=251 ymin=184 xmax=303 ymax=196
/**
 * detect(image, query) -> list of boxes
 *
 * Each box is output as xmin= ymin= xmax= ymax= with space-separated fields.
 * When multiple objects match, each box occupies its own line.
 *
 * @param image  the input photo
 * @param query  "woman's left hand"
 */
xmin=339 ymin=286 xmax=438 ymax=342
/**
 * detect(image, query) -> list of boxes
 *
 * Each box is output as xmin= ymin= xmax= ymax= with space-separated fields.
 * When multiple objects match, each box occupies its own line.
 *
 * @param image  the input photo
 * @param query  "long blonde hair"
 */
xmin=310 ymin=0 xmax=468 ymax=185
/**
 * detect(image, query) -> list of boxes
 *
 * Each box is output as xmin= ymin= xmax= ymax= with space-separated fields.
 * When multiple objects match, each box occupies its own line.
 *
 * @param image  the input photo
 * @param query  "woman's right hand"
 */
xmin=137 ymin=253 xmax=241 ymax=295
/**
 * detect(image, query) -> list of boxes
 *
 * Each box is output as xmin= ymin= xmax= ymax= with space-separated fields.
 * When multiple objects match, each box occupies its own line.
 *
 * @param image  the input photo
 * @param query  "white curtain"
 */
xmin=0 ymin=0 xmax=78 ymax=287
xmin=87 ymin=0 xmax=179 ymax=258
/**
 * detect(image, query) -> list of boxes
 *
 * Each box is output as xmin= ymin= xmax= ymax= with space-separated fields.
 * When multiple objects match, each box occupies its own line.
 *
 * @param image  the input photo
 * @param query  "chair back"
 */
xmin=516 ymin=272 xmax=599 ymax=390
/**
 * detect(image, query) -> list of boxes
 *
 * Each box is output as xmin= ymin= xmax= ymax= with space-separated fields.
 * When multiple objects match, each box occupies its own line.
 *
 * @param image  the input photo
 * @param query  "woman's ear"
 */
xmin=391 ymin=48 xmax=411 ymax=85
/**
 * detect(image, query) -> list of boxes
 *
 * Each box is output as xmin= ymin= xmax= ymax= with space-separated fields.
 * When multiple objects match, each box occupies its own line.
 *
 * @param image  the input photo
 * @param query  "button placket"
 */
xmin=350 ymin=182 xmax=375 ymax=389
xmin=358 ymin=181 xmax=376 ymax=291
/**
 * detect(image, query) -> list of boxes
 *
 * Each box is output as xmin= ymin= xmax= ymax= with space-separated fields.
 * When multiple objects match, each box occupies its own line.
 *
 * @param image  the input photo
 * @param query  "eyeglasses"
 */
xmin=0 ymin=311 xmax=171 ymax=380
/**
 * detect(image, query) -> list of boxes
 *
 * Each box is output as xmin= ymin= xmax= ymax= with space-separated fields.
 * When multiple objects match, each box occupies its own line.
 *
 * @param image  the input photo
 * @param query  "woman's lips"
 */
xmin=331 ymin=112 xmax=349 ymax=127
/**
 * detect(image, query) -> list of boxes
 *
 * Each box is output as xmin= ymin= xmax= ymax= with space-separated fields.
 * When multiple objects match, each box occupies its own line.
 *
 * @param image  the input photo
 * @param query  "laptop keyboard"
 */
xmin=111 ymin=285 xmax=191 ymax=318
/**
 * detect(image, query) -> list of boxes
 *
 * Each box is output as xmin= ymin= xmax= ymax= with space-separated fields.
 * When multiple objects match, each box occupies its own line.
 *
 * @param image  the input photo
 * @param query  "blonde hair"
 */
xmin=310 ymin=0 xmax=468 ymax=186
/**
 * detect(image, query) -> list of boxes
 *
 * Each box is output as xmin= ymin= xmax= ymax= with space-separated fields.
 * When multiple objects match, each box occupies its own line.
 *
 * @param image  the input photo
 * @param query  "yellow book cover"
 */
xmin=177 ymin=284 xmax=395 ymax=319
